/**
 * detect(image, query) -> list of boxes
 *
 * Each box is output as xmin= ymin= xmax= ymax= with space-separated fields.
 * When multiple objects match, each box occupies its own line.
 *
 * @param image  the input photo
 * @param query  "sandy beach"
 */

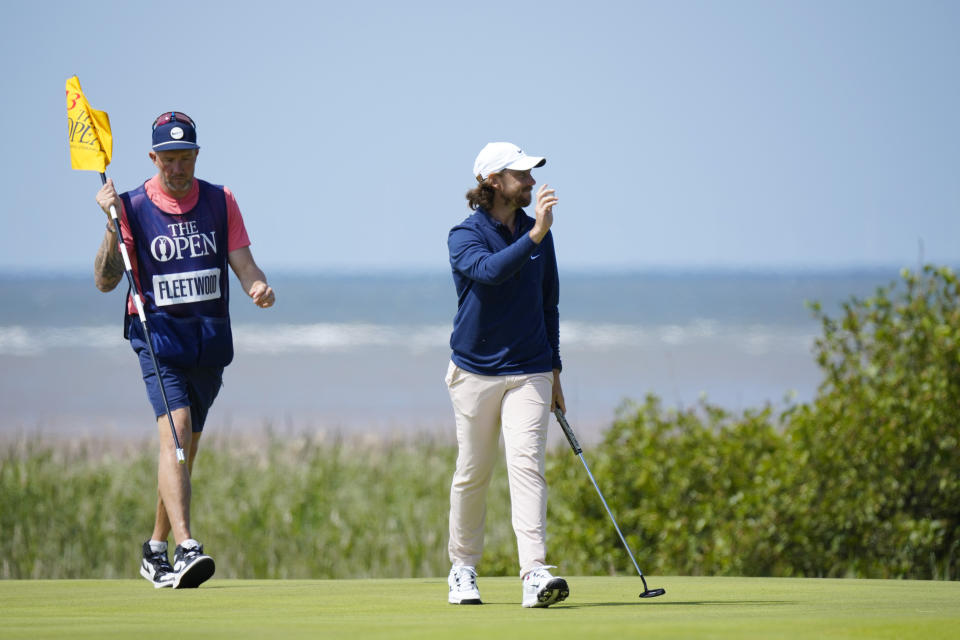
xmin=1 ymin=333 xmax=820 ymax=446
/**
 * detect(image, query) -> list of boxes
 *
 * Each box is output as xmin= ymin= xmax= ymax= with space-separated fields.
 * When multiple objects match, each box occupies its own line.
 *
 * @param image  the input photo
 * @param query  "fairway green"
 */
xmin=1 ymin=576 xmax=957 ymax=639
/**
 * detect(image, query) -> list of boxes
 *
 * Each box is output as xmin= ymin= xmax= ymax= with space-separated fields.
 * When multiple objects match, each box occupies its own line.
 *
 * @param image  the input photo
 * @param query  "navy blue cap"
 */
xmin=151 ymin=112 xmax=199 ymax=151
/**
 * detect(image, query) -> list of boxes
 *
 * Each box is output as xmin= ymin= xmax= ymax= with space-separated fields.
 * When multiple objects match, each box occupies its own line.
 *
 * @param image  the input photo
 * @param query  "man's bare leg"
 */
xmin=150 ymin=408 xmax=215 ymax=587
xmin=153 ymin=407 xmax=194 ymax=544
xmin=152 ymin=418 xmax=203 ymax=544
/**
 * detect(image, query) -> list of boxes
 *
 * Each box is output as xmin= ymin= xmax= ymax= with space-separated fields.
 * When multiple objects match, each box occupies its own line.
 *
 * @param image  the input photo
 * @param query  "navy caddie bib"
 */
xmin=120 ymin=179 xmax=234 ymax=368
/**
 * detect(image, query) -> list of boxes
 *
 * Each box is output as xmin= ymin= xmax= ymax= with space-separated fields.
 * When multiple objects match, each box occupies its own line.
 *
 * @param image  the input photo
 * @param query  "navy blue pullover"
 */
xmin=448 ymin=207 xmax=561 ymax=375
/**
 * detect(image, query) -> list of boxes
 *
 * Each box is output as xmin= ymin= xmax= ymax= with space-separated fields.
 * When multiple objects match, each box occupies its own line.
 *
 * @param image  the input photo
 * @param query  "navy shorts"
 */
xmin=132 ymin=338 xmax=223 ymax=433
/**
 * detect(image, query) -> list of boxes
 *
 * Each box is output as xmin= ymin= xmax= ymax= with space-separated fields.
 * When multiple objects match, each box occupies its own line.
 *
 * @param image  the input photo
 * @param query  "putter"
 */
xmin=554 ymin=408 xmax=666 ymax=599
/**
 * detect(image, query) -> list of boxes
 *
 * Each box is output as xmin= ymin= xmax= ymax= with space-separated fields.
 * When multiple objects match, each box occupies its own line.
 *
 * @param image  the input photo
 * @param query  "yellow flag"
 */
xmin=66 ymin=76 xmax=113 ymax=172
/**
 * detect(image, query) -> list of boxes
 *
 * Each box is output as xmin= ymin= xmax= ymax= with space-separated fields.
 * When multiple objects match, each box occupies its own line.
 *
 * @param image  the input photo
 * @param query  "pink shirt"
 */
xmin=119 ymin=175 xmax=251 ymax=313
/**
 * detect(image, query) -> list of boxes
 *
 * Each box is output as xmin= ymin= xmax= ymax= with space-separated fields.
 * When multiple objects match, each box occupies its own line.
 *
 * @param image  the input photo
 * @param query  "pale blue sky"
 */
xmin=2 ymin=0 xmax=958 ymax=273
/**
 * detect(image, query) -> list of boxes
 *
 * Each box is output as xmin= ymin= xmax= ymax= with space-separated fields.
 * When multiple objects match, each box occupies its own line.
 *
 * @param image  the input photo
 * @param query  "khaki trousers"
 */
xmin=445 ymin=361 xmax=553 ymax=577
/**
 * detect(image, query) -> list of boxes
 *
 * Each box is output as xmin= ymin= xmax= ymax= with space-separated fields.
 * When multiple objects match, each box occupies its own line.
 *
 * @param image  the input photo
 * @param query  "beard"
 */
xmin=163 ymin=174 xmax=193 ymax=195
xmin=503 ymin=185 xmax=533 ymax=209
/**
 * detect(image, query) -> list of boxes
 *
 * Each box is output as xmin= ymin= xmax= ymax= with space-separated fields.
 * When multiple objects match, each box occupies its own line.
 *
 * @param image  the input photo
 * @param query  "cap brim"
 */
xmin=504 ymin=155 xmax=546 ymax=171
xmin=152 ymin=142 xmax=200 ymax=151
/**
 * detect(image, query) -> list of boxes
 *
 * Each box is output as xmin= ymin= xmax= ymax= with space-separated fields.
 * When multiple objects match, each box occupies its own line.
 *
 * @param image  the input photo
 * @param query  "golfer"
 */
xmin=445 ymin=142 xmax=568 ymax=608
xmin=92 ymin=112 xmax=275 ymax=589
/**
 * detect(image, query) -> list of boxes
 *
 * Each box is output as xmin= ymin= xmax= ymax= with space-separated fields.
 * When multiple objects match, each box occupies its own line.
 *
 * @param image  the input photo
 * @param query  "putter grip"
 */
xmin=554 ymin=408 xmax=583 ymax=455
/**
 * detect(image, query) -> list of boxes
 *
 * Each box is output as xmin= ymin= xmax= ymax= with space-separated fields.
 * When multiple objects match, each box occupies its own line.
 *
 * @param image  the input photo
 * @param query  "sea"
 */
xmin=0 ymin=269 xmax=900 ymax=442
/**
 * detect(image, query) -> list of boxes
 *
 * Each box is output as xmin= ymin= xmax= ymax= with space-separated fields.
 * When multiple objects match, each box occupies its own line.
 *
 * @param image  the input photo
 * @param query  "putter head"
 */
xmin=639 ymin=588 xmax=666 ymax=598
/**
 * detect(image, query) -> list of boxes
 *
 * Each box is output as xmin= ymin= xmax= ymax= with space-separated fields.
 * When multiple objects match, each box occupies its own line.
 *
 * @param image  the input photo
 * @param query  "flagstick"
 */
xmin=100 ymin=172 xmax=186 ymax=464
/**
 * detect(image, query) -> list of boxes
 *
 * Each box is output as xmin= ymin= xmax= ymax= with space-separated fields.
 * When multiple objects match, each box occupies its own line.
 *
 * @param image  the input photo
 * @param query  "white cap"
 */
xmin=473 ymin=142 xmax=546 ymax=181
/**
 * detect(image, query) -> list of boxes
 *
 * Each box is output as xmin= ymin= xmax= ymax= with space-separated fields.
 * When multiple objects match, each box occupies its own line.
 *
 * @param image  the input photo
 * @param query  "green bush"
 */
xmin=547 ymin=265 xmax=960 ymax=580
xmin=784 ymin=265 xmax=960 ymax=579
xmin=546 ymin=396 xmax=793 ymax=578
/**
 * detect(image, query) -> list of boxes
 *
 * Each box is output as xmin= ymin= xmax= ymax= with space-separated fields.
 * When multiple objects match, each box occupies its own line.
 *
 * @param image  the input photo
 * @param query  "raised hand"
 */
xmin=529 ymin=184 xmax=558 ymax=244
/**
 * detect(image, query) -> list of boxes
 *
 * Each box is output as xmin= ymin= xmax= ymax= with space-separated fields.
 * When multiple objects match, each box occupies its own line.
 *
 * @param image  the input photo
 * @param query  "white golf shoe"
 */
xmin=448 ymin=565 xmax=482 ymax=604
xmin=521 ymin=566 xmax=569 ymax=608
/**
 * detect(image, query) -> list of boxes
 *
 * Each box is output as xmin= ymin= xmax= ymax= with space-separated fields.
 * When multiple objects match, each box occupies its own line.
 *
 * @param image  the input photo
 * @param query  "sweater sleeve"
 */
xmin=448 ymin=225 xmax=538 ymax=285
xmin=541 ymin=231 xmax=562 ymax=371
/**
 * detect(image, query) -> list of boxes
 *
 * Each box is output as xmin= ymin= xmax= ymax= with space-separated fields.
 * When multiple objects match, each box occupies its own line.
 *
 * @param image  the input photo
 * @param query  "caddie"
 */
xmin=92 ymin=112 xmax=275 ymax=589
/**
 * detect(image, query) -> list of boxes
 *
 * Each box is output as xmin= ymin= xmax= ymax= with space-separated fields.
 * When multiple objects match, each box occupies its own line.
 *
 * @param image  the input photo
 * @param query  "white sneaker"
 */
xmin=448 ymin=565 xmax=482 ymax=604
xmin=139 ymin=541 xmax=175 ymax=589
xmin=171 ymin=541 xmax=215 ymax=589
xmin=521 ymin=566 xmax=569 ymax=608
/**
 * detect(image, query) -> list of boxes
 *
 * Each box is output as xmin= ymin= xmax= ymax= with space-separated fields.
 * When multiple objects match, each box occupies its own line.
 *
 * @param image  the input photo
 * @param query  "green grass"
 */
xmin=1 ymin=576 xmax=958 ymax=639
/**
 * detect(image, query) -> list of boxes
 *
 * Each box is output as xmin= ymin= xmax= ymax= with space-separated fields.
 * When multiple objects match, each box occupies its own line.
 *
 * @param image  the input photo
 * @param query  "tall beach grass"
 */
xmin=1 ymin=429 xmax=522 ymax=579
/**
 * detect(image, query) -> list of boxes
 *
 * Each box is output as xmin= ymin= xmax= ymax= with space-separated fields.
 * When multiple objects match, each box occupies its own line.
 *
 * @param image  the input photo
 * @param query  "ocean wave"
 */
xmin=0 ymin=325 xmax=124 ymax=355
xmin=231 ymin=323 xmax=449 ymax=354
xmin=563 ymin=320 xmax=814 ymax=353
xmin=0 ymin=321 xmax=816 ymax=357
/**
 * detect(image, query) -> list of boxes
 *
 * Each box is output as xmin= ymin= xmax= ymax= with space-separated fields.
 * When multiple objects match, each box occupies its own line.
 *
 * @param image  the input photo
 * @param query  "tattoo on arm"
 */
xmin=94 ymin=231 xmax=125 ymax=292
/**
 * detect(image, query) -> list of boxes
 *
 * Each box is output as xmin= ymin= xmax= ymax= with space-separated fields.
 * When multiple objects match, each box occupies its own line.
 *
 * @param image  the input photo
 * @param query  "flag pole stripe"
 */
xmin=100 ymin=172 xmax=185 ymax=464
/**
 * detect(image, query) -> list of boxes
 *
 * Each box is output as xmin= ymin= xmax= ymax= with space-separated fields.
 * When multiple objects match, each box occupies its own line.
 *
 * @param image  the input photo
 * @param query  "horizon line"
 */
xmin=0 ymin=263 xmax=938 ymax=279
